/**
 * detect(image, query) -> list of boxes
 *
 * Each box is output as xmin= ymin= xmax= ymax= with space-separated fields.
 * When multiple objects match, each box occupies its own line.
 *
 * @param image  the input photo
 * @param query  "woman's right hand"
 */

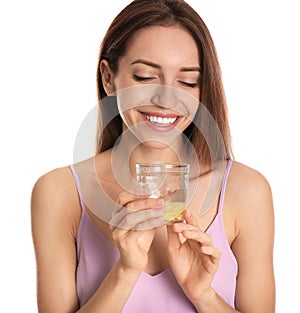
xmin=109 ymin=192 xmax=164 ymax=273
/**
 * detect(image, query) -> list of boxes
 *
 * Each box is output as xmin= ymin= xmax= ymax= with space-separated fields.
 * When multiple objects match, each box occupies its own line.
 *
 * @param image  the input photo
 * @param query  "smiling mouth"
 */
xmin=141 ymin=112 xmax=178 ymax=126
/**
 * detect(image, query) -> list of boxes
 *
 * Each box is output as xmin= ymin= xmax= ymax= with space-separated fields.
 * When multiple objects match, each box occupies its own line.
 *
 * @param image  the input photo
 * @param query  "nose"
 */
xmin=151 ymin=85 xmax=178 ymax=109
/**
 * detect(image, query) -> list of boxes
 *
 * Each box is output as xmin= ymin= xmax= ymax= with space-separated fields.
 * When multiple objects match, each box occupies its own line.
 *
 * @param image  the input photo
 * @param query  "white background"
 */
xmin=0 ymin=0 xmax=299 ymax=312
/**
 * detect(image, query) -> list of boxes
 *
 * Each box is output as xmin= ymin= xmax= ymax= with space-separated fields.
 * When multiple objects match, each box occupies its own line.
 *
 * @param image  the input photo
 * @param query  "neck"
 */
xmin=111 ymin=130 xmax=191 ymax=178
xmin=130 ymin=142 xmax=185 ymax=164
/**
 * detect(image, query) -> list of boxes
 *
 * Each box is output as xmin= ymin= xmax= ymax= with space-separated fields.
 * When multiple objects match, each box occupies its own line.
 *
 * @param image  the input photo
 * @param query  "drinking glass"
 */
xmin=136 ymin=162 xmax=190 ymax=223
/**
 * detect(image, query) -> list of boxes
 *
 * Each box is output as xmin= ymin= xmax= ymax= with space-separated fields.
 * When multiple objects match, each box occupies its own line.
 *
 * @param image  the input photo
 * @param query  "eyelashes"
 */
xmin=133 ymin=74 xmax=155 ymax=82
xmin=179 ymin=81 xmax=198 ymax=89
xmin=132 ymin=75 xmax=199 ymax=89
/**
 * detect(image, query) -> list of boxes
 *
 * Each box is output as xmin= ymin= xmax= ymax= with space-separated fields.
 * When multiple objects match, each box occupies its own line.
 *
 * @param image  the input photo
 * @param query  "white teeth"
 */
xmin=143 ymin=114 xmax=177 ymax=126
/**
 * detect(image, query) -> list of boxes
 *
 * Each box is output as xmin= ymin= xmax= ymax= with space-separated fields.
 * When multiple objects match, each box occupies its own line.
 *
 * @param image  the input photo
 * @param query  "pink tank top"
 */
xmin=70 ymin=160 xmax=237 ymax=311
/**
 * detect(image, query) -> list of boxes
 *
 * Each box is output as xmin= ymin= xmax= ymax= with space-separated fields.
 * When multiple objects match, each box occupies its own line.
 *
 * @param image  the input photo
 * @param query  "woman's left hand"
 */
xmin=167 ymin=210 xmax=221 ymax=302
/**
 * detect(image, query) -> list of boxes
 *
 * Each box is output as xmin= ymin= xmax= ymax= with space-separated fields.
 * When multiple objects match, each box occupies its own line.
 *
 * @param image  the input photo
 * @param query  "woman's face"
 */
xmin=102 ymin=25 xmax=201 ymax=148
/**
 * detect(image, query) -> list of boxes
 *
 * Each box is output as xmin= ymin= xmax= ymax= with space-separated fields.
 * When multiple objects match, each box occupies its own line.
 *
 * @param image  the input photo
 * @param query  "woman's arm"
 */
xmin=31 ymin=167 xmax=163 ymax=313
xmin=167 ymin=162 xmax=275 ymax=313
xmin=31 ymin=168 xmax=80 ymax=312
xmin=31 ymin=168 xmax=140 ymax=313
xmin=195 ymin=164 xmax=275 ymax=313
xmin=231 ymin=163 xmax=275 ymax=313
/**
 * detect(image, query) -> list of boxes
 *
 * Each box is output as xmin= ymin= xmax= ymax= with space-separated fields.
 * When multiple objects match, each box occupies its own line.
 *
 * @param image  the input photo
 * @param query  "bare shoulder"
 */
xmin=32 ymin=166 xmax=75 ymax=196
xmin=228 ymin=161 xmax=273 ymax=200
xmin=226 ymin=161 xmax=274 ymax=236
xmin=32 ymin=166 xmax=78 ymax=207
xmin=31 ymin=166 xmax=81 ymax=238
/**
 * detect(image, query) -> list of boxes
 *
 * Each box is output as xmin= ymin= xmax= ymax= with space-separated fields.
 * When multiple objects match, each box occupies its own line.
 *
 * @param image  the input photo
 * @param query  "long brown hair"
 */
xmin=96 ymin=0 xmax=233 ymax=164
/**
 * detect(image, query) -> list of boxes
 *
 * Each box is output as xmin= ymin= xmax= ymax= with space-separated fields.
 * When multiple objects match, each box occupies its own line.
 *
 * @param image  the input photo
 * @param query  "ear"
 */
xmin=99 ymin=60 xmax=115 ymax=95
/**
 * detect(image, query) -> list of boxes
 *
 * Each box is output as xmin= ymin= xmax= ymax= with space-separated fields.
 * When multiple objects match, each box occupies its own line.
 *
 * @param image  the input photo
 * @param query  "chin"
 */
xmin=140 ymin=140 xmax=171 ymax=150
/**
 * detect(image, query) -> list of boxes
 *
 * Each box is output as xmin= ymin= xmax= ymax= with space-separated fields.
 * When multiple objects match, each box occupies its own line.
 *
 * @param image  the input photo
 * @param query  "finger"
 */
xmin=111 ymin=226 xmax=129 ymax=242
xmin=134 ymin=215 xmax=165 ymax=230
xmin=181 ymin=211 xmax=205 ymax=249
xmin=201 ymin=246 xmax=222 ymax=263
xmin=117 ymin=191 xmax=149 ymax=207
xmin=173 ymin=222 xmax=213 ymax=247
xmin=184 ymin=210 xmax=199 ymax=227
xmin=125 ymin=197 xmax=164 ymax=211
xmin=181 ymin=228 xmax=213 ymax=247
xmin=172 ymin=222 xmax=199 ymax=233
xmin=118 ymin=207 xmax=164 ymax=230
xmin=109 ymin=205 xmax=127 ymax=228
xmin=201 ymin=246 xmax=222 ymax=270
xmin=111 ymin=227 xmax=144 ymax=246
xmin=166 ymin=224 xmax=182 ymax=253
xmin=110 ymin=198 xmax=164 ymax=228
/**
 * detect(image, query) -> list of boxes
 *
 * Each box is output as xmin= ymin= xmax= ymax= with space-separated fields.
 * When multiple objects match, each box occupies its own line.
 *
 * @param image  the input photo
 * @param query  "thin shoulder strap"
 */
xmin=69 ymin=164 xmax=86 ymax=211
xmin=217 ymin=159 xmax=233 ymax=215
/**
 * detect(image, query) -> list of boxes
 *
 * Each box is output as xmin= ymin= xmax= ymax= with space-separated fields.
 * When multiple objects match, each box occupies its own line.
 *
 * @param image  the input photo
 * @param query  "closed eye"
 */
xmin=133 ymin=74 xmax=156 ymax=82
xmin=178 ymin=81 xmax=199 ymax=89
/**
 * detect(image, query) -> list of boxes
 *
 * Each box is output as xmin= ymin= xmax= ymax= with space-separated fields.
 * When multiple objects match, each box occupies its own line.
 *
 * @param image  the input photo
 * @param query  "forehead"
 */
xmin=121 ymin=25 xmax=200 ymax=67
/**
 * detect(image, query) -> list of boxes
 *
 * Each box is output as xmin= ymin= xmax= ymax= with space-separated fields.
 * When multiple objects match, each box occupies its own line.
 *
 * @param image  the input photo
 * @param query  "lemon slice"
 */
xmin=164 ymin=202 xmax=185 ymax=222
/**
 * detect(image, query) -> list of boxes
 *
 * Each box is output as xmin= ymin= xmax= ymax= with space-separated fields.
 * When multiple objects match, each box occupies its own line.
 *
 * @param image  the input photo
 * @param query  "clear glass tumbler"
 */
xmin=136 ymin=162 xmax=190 ymax=223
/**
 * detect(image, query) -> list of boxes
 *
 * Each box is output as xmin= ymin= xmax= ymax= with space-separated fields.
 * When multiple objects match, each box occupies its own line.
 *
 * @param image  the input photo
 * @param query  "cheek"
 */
xmin=113 ymin=70 xmax=137 ymax=91
xmin=182 ymin=115 xmax=195 ymax=131
xmin=119 ymin=109 xmax=138 ymax=128
xmin=190 ymin=89 xmax=201 ymax=102
xmin=113 ymin=77 xmax=123 ymax=91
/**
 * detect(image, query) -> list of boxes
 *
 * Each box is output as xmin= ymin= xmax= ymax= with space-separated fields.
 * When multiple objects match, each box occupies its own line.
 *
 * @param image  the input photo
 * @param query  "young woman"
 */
xmin=31 ymin=1 xmax=275 ymax=312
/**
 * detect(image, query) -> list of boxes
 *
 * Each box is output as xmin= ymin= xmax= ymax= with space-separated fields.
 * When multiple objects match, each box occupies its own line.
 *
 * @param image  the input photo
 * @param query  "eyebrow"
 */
xmin=130 ymin=59 xmax=201 ymax=72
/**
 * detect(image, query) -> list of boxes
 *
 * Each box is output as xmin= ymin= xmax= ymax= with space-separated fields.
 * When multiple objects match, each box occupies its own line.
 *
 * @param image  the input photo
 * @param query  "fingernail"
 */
xmin=174 ymin=223 xmax=182 ymax=231
xmin=185 ymin=210 xmax=191 ymax=217
xmin=155 ymin=198 xmax=164 ymax=206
